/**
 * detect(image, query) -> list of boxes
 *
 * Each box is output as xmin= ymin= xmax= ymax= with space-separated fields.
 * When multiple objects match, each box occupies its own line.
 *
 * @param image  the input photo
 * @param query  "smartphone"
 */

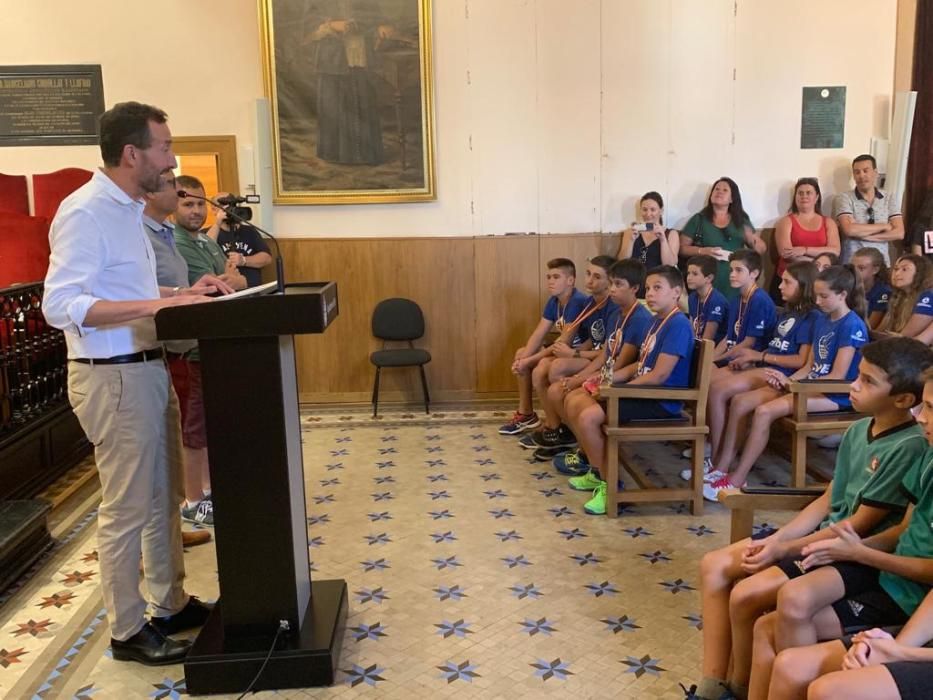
xmin=632 ymin=223 xmax=655 ymax=233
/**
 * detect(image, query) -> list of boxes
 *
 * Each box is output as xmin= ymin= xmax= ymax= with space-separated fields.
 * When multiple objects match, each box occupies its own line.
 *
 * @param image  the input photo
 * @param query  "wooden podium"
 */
xmin=155 ymin=282 xmax=346 ymax=694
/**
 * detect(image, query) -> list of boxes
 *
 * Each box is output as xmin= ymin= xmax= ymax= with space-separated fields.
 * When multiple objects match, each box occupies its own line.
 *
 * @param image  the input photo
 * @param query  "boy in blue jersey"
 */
xmin=686 ymin=254 xmax=729 ymax=345
xmin=688 ymin=337 xmax=933 ymax=700
xmin=499 ymin=258 xmax=588 ymax=435
xmin=713 ymin=250 xmax=777 ymax=366
xmin=747 ymin=358 xmax=933 ymax=698
xmin=522 ymin=256 xmax=619 ymax=452
xmin=562 ymin=265 xmax=694 ymax=514
xmin=539 ymin=259 xmax=654 ymax=467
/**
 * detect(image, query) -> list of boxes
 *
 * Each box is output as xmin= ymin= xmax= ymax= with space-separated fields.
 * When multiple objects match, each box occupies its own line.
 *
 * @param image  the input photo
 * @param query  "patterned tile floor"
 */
xmin=0 ymin=404 xmax=835 ymax=699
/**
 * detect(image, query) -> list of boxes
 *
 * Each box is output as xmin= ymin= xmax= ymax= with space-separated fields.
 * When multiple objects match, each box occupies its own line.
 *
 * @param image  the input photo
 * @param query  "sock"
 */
xmin=185 ymin=499 xmax=200 ymax=509
xmin=201 ymin=490 xmax=212 ymax=500
xmin=696 ymin=677 xmax=728 ymax=699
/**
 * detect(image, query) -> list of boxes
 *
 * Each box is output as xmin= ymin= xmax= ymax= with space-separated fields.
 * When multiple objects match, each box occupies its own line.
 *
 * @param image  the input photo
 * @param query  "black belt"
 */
xmin=72 ymin=348 xmax=165 ymax=365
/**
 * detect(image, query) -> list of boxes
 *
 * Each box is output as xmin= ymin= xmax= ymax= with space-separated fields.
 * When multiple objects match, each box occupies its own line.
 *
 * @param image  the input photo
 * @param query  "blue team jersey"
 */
xmin=604 ymin=302 xmax=654 ymax=360
xmin=807 ymin=310 xmax=869 ymax=408
xmin=688 ymin=288 xmax=729 ymax=344
xmin=866 ymin=282 xmax=892 ymax=315
xmin=636 ymin=311 xmax=695 ymax=414
xmin=913 ymin=289 xmax=933 ymax=316
xmin=766 ymin=309 xmax=819 ymax=376
xmin=725 ymin=287 xmax=776 ymax=351
xmin=576 ymin=297 xmax=620 ymax=349
xmin=542 ymin=288 xmax=589 ymax=332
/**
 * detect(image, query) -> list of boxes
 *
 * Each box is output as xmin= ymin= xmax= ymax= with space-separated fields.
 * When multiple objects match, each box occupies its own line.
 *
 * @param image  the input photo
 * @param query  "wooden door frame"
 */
xmin=172 ymin=135 xmax=239 ymax=194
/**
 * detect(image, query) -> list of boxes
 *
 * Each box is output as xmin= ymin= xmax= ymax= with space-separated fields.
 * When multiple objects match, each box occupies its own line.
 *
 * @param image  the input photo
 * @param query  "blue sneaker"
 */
xmin=518 ymin=434 xmax=538 ymax=450
xmin=553 ymin=449 xmax=590 ymax=475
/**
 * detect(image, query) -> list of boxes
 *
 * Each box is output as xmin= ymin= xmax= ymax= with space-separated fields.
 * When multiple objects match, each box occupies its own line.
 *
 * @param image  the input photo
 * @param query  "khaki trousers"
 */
xmin=68 ymin=360 xmax=187 ymax=641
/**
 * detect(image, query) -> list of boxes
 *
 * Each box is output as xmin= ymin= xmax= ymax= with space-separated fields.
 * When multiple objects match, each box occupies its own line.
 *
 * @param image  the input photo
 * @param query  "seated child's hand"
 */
xmin=763 ymin=369 xmax=789 ymax=390
xmin=728 ymin=347 xmax=760 ymax=367
xmin=551 ymin=341 xmax=574 ymax=358
xmin=800 ymin=522 xmax=863 ymax=569
xmin=843 ymin=632 xmax=902 ymax=670
xmin=740 ymin=537 xmax=784 ymax=573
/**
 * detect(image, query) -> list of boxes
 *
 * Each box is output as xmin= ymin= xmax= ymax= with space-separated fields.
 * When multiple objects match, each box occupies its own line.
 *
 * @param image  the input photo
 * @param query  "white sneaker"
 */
xmin=680 ymin=457 xmax=715 ymax=482
xmin=681 ymin=443 xmax=713 ymax=460
xmin=703 ymin=475 xmax=745 ymax=502
xmin=703 ymin=469 xmax=727 ymax=484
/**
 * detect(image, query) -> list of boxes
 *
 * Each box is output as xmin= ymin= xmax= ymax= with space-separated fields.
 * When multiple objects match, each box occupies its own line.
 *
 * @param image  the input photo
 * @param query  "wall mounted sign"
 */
xmin=0 ymin=65 xmax=104 ymax=147
xmin=801 ymin=86 xmax=846 ymax=149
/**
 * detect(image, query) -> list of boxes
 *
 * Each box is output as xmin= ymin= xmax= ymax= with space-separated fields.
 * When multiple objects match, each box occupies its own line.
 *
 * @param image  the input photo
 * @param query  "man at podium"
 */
xmin=43 ymin=102 xmax=231 ymax=666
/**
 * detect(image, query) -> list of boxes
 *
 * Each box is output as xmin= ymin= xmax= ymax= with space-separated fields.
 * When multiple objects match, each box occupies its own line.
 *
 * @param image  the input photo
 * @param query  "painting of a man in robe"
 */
xmin=263 ymin=0 xmax=435 ymax=203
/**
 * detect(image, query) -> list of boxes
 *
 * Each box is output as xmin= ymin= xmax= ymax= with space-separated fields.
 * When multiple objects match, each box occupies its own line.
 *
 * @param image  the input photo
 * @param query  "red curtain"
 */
xmin=905 ymin=1 xmax=933 ymax=230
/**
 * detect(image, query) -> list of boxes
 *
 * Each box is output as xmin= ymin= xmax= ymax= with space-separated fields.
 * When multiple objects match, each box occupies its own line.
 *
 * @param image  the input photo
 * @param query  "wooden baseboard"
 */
xmin=299 ymin=390 xmax=518 ymax=405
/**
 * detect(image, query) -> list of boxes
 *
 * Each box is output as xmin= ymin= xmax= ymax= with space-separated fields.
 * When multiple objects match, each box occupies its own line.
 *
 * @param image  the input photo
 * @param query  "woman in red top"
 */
xmin=774 ymin=178 xmax=841 ymax=279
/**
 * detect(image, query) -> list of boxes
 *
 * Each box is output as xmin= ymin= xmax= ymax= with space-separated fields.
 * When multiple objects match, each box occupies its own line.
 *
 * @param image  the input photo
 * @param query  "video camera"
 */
xmin=215 ymin=193 xmax=261 ymax=224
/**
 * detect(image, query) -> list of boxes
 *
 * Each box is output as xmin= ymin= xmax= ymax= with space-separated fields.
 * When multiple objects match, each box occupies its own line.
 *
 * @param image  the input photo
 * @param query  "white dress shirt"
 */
xmin=43 ymin=169 xmax=161 ymax=359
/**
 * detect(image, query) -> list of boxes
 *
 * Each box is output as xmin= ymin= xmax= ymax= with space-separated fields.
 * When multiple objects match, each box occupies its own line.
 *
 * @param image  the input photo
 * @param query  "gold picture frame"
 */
xmin=259 ymin=0 xmax=436 ymax=205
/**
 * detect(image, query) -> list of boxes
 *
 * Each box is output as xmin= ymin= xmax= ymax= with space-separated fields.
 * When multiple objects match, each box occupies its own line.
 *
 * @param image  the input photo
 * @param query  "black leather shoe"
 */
xmin=150 ymin=596 xmax=214 ymax=635
xmin=111 ymin=623 xmax=191 ymax=665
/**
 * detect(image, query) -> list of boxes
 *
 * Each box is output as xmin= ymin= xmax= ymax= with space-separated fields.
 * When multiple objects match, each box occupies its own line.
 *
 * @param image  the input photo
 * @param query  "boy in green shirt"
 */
xmin=690 ymin=337 xmax=933 ymax=700
xmin=737 ymin=344 xmax=933 ymax=698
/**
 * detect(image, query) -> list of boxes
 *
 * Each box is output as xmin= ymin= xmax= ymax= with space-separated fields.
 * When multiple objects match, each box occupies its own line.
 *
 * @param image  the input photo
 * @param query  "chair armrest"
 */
xmin=788 ymin=380 xmax=853 ymax=394
xmin=787 ymin=380 xmax=852 ymax=421
xmin=719 ymin=487 xmax=823 ymax=543
xmin=601 ymin=385 xmax=697 ymax=401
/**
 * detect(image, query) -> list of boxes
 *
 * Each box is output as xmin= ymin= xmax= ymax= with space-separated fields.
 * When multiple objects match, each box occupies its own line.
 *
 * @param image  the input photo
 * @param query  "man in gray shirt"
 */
xmin=834 ymin=153 xmax=904 ymax=264
xmin=142 ymin=177 xmax=215 ymax=545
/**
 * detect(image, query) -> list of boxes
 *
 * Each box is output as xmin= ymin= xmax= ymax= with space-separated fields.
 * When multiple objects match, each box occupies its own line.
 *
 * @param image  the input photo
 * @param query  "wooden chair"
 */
xmin=777 ymin=380 xmax=863 ymax=487
xmin=601 ymin=339 xmax=714 ymax=517
xmin=719 ymin=486 xmax=824 ymax=543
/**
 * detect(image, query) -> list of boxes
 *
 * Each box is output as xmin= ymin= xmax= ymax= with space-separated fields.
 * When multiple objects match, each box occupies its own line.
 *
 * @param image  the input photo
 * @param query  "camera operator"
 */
xmin=205 ymin=192 xmax=272 ymax=288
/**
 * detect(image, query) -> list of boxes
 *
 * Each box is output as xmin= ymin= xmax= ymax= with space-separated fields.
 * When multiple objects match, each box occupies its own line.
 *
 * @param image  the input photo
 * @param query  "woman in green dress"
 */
xmin=680 ymin=177 xmax=767 ymax=299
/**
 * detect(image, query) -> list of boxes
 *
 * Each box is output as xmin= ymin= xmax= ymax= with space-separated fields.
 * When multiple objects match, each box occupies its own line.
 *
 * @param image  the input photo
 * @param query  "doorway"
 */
xmin=172 ymin=135 xmax=239 ymax=228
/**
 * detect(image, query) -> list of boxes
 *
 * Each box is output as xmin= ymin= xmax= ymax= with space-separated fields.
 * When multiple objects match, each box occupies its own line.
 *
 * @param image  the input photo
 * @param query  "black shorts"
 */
xmin=826 ymin=562 xmax=909 ymax=631
xmin=886 ymin=661 xmax=933 ymax=699
xmin=769 ymin=560 xmax=909 ymax=630
xmin=774 ymin=554 xmax=814 ymax=580
xmin=751 ymin=526 xmax=778 ymax=541
xmin=616 ymin=399 xmax=678 ymax=423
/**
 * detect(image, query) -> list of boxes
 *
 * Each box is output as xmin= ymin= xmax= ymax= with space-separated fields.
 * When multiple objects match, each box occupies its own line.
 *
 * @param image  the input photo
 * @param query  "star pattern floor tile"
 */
xmin=0 ymin=404 xmax=824 ymax=698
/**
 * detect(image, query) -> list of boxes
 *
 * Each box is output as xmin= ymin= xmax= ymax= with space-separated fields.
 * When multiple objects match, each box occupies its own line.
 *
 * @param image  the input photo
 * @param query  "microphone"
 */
xmin=177 ymin=189 xmax=285 ymax=294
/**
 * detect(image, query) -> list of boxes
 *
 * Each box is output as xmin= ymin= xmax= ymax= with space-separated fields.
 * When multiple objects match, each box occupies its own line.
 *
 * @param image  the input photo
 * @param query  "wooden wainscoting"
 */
xmin=278 ymin=230 xmax=775 ymax=404
xmin=278 ymin=233 xmax=616 ymax=403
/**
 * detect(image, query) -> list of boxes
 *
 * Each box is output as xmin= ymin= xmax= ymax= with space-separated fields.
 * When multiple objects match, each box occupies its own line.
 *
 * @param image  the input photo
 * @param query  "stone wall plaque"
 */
xmin=801 ymin=86 xmax=846 ymax=150
xmin=0 ymin=65 xmax=104 ymax=146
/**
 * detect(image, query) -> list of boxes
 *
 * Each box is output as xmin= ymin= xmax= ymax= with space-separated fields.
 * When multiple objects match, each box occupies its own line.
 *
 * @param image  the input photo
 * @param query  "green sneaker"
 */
xmin=584 ymin=482 xmax=607 ymax=515
xmin=569 ymin=470 xmax=604 ymax=492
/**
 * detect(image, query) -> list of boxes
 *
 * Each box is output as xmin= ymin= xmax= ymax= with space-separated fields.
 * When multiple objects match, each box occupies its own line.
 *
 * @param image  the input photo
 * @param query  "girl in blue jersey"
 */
xmin=704 ymin=264 xmax=869 ymax=501
xmin=852 ymin=247 xmax=891 ymax=329
xmin=694 ymin=261 xmax=819 ymax=483
xmin=876 ymin=254 xmax=933 ymax=340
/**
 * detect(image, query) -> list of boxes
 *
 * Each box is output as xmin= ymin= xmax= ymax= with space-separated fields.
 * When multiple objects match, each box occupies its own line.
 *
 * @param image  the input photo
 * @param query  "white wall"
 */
xmin=0 ymin=0 xmax=898 ymax=236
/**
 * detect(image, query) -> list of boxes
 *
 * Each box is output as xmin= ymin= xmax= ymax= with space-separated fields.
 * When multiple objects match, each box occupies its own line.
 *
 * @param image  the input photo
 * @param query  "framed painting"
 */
xmin=259 ymin=0 xmax=436 ymax=204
